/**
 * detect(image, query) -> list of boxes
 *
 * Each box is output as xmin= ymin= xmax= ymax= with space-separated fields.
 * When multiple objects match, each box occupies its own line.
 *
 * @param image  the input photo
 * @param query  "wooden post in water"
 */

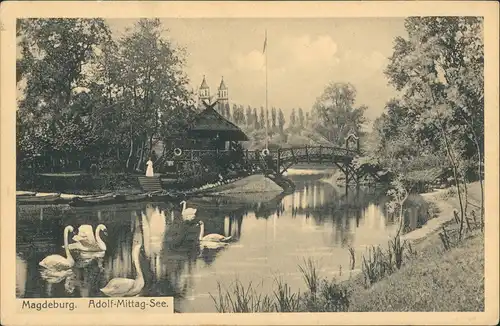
xmin=345 ymin=162 xmax=349 ymax=191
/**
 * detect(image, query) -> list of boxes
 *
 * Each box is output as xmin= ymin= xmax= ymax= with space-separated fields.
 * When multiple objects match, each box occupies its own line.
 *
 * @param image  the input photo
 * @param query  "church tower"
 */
xmin=198 ymin=75 xmax=210 ymax=109
xmin=217 ymin=76 xmax=228 ymax=115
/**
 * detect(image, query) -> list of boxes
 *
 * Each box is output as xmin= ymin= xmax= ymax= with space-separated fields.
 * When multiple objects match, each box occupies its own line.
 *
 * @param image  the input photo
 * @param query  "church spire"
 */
xmin=199 ymin=75 xmax=210 ymax=106
xmin=218 ymin=76 xmax=227 ymax=90
xmin=200 ymin=75 xmax=209 ymax=90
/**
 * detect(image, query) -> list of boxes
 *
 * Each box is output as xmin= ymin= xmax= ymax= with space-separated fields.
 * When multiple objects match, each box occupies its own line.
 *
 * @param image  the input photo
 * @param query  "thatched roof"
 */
xmin=187 ymin=104 xmax=249 ymax=141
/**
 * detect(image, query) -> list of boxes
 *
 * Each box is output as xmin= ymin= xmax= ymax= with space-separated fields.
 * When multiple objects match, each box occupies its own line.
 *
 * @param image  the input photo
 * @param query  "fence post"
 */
xmin=305 ymin=145 xmax=309 ymax=163
xmin=277 ymin=149 xmax=281 ymax=175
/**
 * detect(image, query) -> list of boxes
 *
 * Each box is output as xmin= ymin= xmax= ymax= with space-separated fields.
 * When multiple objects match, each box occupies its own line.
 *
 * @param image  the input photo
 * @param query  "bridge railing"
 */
xmin=278 ymin=146 xmax=359 ymax=161
xmin=160 ymin=146 xmax=359 ymax=175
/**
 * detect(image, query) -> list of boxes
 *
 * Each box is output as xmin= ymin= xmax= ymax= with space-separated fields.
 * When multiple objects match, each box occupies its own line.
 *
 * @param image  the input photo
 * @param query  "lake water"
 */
xmin=16 ymin=171 xmax=412 ymax=312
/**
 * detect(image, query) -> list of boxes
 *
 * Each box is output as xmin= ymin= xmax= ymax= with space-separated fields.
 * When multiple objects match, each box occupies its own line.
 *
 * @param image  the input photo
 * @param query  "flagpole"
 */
xmin=265 ymin=29 xmax=269 ymax=149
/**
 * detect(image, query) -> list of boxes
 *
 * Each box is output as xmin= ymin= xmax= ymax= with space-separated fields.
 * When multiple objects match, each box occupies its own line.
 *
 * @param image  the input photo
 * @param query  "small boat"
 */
xmin=17 ymin=193 xmax=62 ymax=205
xmin=69 ymin=193 xmax=117 ymax=207
xmin=16 ymin=191 xmax=37 ymax=197
xmin=149 ymin=191 xmax=174 ymax=201
xmin=114 ymin=193 xmax=148 ymax=202
xmin=112 ymin=190 xmax=164 ymax=203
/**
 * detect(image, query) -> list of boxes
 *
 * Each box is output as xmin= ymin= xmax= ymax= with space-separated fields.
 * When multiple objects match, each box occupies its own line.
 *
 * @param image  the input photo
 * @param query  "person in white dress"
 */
xmin=145 ymin=157 xmax=154 ymax=177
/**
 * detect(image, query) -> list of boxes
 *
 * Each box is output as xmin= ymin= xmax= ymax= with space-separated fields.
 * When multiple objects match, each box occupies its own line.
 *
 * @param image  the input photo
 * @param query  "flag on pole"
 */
xmin=262 ymin=30 xmax=267 ymax=53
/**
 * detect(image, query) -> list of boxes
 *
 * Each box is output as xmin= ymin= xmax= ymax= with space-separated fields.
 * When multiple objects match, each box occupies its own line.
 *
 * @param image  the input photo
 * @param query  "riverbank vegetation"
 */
xmin=366 ymin=16 xmax=484 ymax=236
xmin=210 ymin=184 xmax=484 ymax=312
xmin=210 ymin=16 xmax=485 ymax=313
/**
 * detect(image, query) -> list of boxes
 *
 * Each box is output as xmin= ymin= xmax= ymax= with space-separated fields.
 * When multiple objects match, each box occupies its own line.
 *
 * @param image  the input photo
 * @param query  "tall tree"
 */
xmin=298 ymin=107 xmax=305 ymax=128
xmin=385 ymin=16 xmax=484 ymax=233
xmin=17 ymin=18 xmax=112 ymax=171
xmin=305 ymin=111 xmax=311 ymax=127
xmin=271 ymin=107 xmax=277 ymax=129
xmin=246 ymin=106 xmax=253 ymax=127
xmin=112 ymin=18 xmax=191 ymax=171
xmin=239 ymin=105 xmax=246 ymax=125
xmin=312 ymin=82 xmax=367 ymax=145
xmin=290 ymin=108 xmax=297 ymax=128
xmin=278 ymin=108 xmax=285 ymax=133
xmin=265 ymin=107 xmax=270 ymax=132
xmin=253 ymin=107 xmax=259 ymax=129
xmin=225 ymin=103 xmax=231 ymax=121
xmin=232 ymin=104 xmax=238 ymax=123
xmin=259 ymin=107 xmax=265 ymax=130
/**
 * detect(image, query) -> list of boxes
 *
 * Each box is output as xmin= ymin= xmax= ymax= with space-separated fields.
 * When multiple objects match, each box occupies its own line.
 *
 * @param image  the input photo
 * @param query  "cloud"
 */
xmin=224 ymin=34 xmax=341 ymax=109
xmin=342 ymin=50 xmax=388 ymax=72
xmin=231 ymin=50 xmax=265 ymax=72
xmin=191 ymin=34 xmax=395 ymax=123
xmin=230 ymin=34 xmax=340 ymax=74
xmin=280 ymin=34 xmax=340 ymax=68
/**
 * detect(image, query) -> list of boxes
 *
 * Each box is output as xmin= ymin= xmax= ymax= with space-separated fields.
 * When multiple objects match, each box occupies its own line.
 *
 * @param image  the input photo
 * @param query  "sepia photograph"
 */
xmin=1 ymin=1 xmax=499 ymax=325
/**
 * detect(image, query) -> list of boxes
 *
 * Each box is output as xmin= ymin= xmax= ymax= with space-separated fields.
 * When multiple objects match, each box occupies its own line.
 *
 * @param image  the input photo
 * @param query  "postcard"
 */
xmin=1 ymin=1 xmax=498 ymax=325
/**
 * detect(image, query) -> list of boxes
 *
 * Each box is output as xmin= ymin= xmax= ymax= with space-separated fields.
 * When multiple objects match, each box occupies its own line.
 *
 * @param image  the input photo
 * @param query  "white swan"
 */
xmin=180 ymin=200 xmax=197 ymax=220
xmin=66 ymin=224 xmax=107 ymax=252
xmin=100 ymin=243 xmax=144 ymax=297
xmin=40 ymin=226 xmax=75 ymax=270
xmin=198 ymin=221 xmax=232 ymax=243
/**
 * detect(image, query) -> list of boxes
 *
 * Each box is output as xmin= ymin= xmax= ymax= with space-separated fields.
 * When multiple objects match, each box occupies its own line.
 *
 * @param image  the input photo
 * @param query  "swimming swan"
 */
xmin=198 ymin=221 xmax=232 ymax=243
xmin=66 ymin=224 xmax=107 ymax=251
xmin=180 ymin=200 xmax=197 ymax=220
xmin=40 ymin=226 xmax=75 ymax=270
xmin=100 ymin=243 xmax=144 ymax=297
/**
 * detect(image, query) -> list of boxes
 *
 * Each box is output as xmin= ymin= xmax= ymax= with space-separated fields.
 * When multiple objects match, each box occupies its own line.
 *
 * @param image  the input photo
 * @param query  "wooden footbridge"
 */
xmin=255 ymin=146 xmax=360 ymax=183
xmin=156 ymin=132 xmax=386 ymax=185
xmin=162 ymin=146 xmax=381 ymax=186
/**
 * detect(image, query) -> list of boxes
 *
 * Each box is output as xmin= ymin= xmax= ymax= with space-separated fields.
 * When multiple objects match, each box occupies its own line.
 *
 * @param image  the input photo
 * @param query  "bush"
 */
xmin=175 ymin=149 xmax=249 ymax=189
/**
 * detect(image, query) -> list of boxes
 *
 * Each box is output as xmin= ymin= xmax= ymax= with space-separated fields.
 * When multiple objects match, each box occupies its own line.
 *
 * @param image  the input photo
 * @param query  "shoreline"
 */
xmin=344 ymin=181 xmax=483 ymax=312
xmin=16 ymin=174 xmax=286 ymax=205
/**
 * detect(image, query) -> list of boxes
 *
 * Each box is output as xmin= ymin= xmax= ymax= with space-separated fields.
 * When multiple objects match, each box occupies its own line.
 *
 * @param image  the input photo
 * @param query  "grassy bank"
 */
xmin=211 ymin=183 xmax=484 ymax=312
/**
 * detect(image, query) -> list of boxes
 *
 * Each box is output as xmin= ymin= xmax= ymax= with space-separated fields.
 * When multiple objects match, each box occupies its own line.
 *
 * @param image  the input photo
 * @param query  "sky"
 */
xmin=112 ymin=18 xmax=406 ymax=126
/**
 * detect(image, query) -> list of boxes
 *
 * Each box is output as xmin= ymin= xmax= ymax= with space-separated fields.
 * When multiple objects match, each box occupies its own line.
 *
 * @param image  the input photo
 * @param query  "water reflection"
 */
xmin=17 ymin=173 xmax=428 ymax=311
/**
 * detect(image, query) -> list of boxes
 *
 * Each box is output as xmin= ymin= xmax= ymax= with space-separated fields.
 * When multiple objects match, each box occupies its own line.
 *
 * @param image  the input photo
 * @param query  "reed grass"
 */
xmin=210 ymin=259 xmax=350 ymax=313
xmin=272 ymin=277 xmax=301 ymax=312
xmin=361 ymin=233 xmax=413 ymax=287
xmin=298 ymin=257 xmax=320 ymax=295
xmin=209 ymin=280 xmax=275 ymax=313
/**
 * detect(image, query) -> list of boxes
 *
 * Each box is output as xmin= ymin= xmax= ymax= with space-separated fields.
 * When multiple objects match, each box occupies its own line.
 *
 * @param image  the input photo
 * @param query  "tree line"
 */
xmin=216 ymin=81 xmax=368 ymax=149
xmin=216 ymin=103 xmax=313 ymax=133
xmin=17 ymin=18 xmax=194 ymax=174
